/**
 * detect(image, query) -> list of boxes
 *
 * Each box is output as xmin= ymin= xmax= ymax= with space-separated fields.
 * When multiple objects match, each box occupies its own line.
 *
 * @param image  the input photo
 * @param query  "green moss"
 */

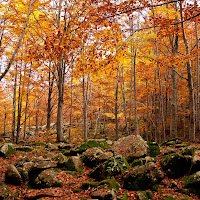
xmin=73 ymin=187 xmax=82 ymax=193
xmin=18 ymin=168 xmax=28 ymax=181
xmin=77 ymin=143 xmax=90 ymax=153
xmin=65 ymin=158 xmax=76 ymax=171
xmin=68 ymin=182 xmax=75 ymax=187
xmin=99 ymin=178 xmax=120 ymax=191
xmin=124 ymin=173 xmax=154 ymax=191
xmin=160 ymin=153 xmax=192 ymax=178
xmin=164 ymin=150 xmax=176 ymax=156
xmin=182 ymin=147 xmax=196 ymax=156
xmin=118 ymin=192 xmax=128 ymax=200
xmin=87 ymin=140 xmax=99 ymax=148
xmin=146 ymin=191 xmax=154 ymax=199
xmin=31 ymin=141 xmax=46 ymax=146
xmin=132 ymin=159 xmax=146 ymax=168
xmin=5 ymin=145 xmax=16 ymax=157
xmin=161 ymin=137 xmax=184 ymax=147
xmin=148 ymin=142 xmax=160 ymax=157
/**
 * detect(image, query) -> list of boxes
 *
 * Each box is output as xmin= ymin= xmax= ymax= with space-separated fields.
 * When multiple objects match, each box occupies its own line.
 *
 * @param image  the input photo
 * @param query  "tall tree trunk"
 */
xmin=57 ymin=56 xmax=64 ymax=142
xmin=115 ymin=69 xmax=119 ymax=140
xmin=195 ymin=0 xmax=200 ymax=135
xmin=134 ymin=49 xmax=139 ymax=135
xmin=12 ymin=65 xmax=17 ymax=142
xmin=16 ymin=64 xmax=23 ymax=144
xmin=23 ymin=68 xmax=31 ymax=139
xmin=119 ymin=66 xmax=129 ymax=135
xmin=83 ymin=74 xmax=88 ymax=139
xmin=3 ymin=106 xmax=7 ymax=136
xmin=47 ymin=71 xmax=54 ymax=131
xmin=180 ymin=1 xmax=195 ymax=141
xmin=69 ymin=67 xmax=73 ymax=141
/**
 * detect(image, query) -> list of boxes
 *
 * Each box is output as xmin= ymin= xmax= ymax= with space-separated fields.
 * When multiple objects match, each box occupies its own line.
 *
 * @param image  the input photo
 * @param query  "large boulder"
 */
xmin=123 ymin=162 xmax=164 ymax=191
xmin=160 ymin=153 xmax=192 ymax=178
xmin=30 ymin=169 xmax=63 ymax=189
xmin=183 ymin=171 xmax=200 ymax=198
xmin=0 ymin=143 xmax=16 ymax=157
xmin=111 ymin=135 xmax=149 ymax=159
xmin=65 ymin=156 xmax=83 ymax=172
xmin=5 ymin=164 xmax=22 ymax=186
xmin=82 ymin=147 xmax=113 ymax=168
xmin=190 ymin=150 xmax=200 ymax=174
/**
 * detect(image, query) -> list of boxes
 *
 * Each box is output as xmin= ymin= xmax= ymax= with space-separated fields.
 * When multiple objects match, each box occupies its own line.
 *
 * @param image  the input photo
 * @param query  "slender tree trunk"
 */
xmin=0 ymin=0 xmax=34 ymax=81
xmin=69 ymin=67 xmax=73 ymax=141
xmin=23 ymin=68 xmax=31 ymax=139
xmin=47 ymin=71 xmax=54 ymax=131
xmin=195 ymin=0 xmax=200 ymax=135
xmin=119 ymin=66 xmax=129 ymax=135
xmin=134 ymin=49 xmax=139 ymax=135
xmin=3 ymin=107 xmax=7 ymax=136
xmin=57 ymin=56 xmax=64 ymax=142
xmin=12 ymin=65 xmax=17 ymax=143
xmin=180 ymin=1 xmax=195 ymax=141
xmin=83 ymin=74 xmax=88 ymax=139
xmin=115 ymin=69 xmax=119 ymax=140
xmin=16 ymin=64 xmax=23 ymax=144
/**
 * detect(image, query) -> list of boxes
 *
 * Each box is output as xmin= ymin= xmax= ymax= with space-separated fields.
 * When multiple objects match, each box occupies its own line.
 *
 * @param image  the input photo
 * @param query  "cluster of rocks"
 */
xmin=0 ymin=135 xmax=200 ymax=200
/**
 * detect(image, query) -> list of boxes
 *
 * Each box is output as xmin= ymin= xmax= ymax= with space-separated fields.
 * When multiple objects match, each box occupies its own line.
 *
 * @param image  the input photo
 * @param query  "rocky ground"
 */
xmin=0 ymin=135 xmax=200 ymax=200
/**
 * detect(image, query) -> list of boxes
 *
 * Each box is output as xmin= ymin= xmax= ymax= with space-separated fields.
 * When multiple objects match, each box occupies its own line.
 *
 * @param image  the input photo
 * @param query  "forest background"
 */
xmin=0 ymin=0 xmax=200 ymax=144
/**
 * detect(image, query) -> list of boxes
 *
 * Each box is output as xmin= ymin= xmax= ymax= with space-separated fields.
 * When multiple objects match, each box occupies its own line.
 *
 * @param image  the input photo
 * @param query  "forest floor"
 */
xmin=0 ymin=132 xmax=200 ymax=200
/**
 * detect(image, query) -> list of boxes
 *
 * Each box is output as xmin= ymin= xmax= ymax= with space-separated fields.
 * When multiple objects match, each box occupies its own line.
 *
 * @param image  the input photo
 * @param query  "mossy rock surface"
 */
xmin=136 ymin=191 xmax=148 ymax=200
xmin=182 ymin=147 xmax=196 ymax=156
xmin=0 ymin=143 xmax=16 ymax=157
xmin=164 ymin=150 xmax=176 ymax=156
xmin=160 ymin=153 xmax=192 ymax=178
xmin=132 ymin=156 xmax=155 ymax=168
xmin=99 ymin=178 xmax=120 ymax=191
xmin=161 ymin=137 xmax=184 ymax=147
xmin=183 ymin=171 xmax=200 ymax=198
xmin=148 ymin=142 xmax=160 ymax=157
xmin=16 ymin=146 xmax=33 ymax=152
xmin=65 ymin=158 xmax=76 ymax=171
xmin=29 ymin=169 xmax=62 ymax=189
xmin=124 ymin=162 xmax=164 ymax=191
xmin=118 ymin=192 xmax=128 ymax=200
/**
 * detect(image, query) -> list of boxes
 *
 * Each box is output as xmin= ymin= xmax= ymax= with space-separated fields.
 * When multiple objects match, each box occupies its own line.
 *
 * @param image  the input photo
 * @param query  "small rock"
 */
xmin=0 ymin=143 xmax=16 ymax=157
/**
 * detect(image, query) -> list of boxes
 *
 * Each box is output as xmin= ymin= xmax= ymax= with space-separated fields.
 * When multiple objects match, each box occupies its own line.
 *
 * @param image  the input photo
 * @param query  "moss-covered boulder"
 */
xmin=65 ymin=156 xmax=83 ymax=172
xmin=30 ymin=169 xmax=62 ymax=189
xmin=131 ymin=156 xmax=155 ymax=168
xmin=0 ymin=143 xmax=16 ymax=157
xmin=148 ymin=142 xmax=160 ymax=157
xmin=54 ymin=153 xmax=68 ymax=167
xmin=99 ymin=178 xmax=120 ymax=191
xmin=89 ymin=164 xmax=107 ymax=181
xmin=16 ymin=146 xmax=33 ymax=152
xmin=123 ymin=162 xmax=164 ymax=191
xmin=5 ymin=164 xmax=22 ymax=186
xmin=161 ymin=137 xmax=184 ymax=147
xmin=160 ymin=153 xmax=192 ymax=178
xmin=190 ymin=150 xmax=200 ymax=174
xmin=183 ymin=171 xmax=200 ymax=198
xmin=182 ymin=146 xmax=196 ymax=156
xmin=82 ymin=147 xmax=113 ymax=168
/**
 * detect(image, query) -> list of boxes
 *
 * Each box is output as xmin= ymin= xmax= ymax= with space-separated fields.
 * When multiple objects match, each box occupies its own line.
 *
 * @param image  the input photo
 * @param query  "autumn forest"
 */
xmin=0 ymin=0 xmax=200 ymax=144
